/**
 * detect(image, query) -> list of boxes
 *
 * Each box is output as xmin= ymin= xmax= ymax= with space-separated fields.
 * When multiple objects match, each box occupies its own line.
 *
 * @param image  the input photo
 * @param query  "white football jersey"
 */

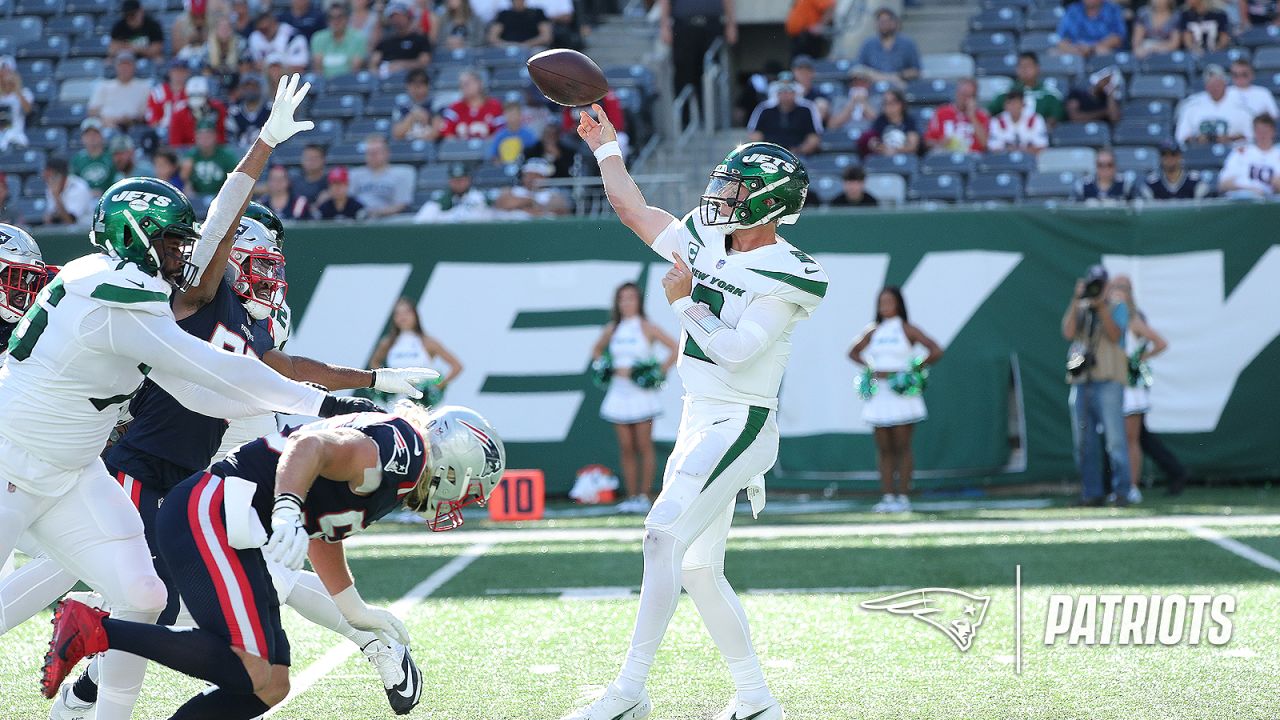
xmin=1219 ymin=143 xmax=1280 ymax=194
xmin=652 ymin=211 xmax=827 ymax=408
xmin=0 ymin=254 xmax=173 ymax=495
xmin=216 ymin=299 xmax=292 ymax=458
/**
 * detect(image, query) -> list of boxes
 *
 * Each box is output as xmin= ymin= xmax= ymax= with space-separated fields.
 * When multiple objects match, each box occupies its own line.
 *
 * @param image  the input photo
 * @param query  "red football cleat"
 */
xmin=41 ymin=599 xmax=109 ymax=699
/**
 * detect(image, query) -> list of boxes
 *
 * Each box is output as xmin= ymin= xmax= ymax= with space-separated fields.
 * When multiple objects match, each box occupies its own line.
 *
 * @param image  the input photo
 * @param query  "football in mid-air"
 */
xmin=527 ymin=49 xmax=609 ymax=107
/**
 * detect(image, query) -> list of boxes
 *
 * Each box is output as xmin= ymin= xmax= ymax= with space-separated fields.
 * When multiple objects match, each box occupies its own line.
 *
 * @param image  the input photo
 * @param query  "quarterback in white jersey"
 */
xmin=563 ymin=107 xmax=826 ymax=720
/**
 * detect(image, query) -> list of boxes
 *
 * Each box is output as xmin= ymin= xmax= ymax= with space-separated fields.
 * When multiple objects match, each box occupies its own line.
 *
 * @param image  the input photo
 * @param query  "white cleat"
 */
xmin=364 ymin=641 xmax=422 ymax=716
xmin=895 ymin=495 xmax=912 ymax=513
xmin=1126 ymin=487 xmax=1144 ymax=505
xmin=713 ymin=697 xmax=785 ymax=720
xmin=48 ymin=682 xmax=95 ymax=720
xmin=872 ymin=494 xmax=898 ymax=513
xmin=560 ymin=687 xmax=652 ymax=720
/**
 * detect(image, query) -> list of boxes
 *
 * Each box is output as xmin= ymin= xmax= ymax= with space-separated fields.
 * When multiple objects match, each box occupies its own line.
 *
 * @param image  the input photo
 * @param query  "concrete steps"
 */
xmin=901 ymin=2 xmax=979 ymax=56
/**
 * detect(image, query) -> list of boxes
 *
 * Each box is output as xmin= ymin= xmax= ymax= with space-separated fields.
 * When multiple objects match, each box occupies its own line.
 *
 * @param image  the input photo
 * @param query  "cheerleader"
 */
xmin=849 ymin=287 xmax=944 ymax=513
xmin=590 ymin=282 xmax=677 ymax=514
xmin=1111 ymin=276 xmax=1187 ymax=500
xmin=368 ymin=297 xmax=464 ymax=405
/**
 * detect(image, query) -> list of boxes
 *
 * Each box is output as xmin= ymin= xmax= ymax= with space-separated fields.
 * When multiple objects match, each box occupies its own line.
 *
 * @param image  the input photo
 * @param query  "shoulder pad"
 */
xmin=59 ymin=254 xmax=172 ymax=316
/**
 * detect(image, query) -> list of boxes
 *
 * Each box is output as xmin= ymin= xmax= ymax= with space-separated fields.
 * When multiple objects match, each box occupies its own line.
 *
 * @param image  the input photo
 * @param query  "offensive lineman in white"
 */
xmin=564 ymin=107 xmax=827 ymax=720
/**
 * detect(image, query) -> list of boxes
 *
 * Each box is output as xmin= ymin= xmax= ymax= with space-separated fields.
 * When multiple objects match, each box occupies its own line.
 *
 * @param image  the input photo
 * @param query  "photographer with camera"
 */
xmin=1062 ymin=265 xmax=1132 ymax=506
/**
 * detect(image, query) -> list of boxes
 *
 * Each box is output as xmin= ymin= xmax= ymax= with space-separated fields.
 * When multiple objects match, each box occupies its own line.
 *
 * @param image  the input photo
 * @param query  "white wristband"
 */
xmin=593 ymin=141 xmax=622 ymax=163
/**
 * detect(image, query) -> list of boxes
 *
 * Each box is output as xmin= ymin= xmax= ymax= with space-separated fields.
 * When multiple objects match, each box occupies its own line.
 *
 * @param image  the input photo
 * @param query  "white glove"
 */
xmin=259 ymin=74 xmax=315 ymax=148
xmin=264 ymin=493 xmax=308 ymax=571
xmin=332 ymin=585 xmax=411 ymax=646
xmin=372 ymin=367 xmax=441 ymax=400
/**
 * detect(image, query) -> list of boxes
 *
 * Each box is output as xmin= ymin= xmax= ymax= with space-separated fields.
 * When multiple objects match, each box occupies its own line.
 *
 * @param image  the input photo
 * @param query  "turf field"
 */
xmin=3 ymin=487 xmax=1280 ymax=720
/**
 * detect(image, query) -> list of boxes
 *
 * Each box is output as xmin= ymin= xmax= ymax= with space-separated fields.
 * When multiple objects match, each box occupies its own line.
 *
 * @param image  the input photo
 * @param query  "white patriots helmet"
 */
xmin=228 ymin=217 xmax=287 ymax=321
xmin=0 ymin=224 xmax=47 ymax=324
xmin=396 ymin=403 xmax=506 ymax=532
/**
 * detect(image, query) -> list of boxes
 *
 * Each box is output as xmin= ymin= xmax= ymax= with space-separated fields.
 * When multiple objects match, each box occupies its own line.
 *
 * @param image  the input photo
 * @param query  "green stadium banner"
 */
xmin=32 ymin=204 xmax=1280 ymax=492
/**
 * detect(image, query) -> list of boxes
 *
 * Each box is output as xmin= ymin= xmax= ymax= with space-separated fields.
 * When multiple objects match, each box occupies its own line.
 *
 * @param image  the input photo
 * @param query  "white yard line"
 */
xmin=346 ymin=513 xmax=1280 ymax=548
xmin=264 ymin=542 xmax=493 ymax=718
xmin=1183 ymin=524 xmax=1280 ymax=574
xmin=482 ymin=584 xmax=908 ymax=600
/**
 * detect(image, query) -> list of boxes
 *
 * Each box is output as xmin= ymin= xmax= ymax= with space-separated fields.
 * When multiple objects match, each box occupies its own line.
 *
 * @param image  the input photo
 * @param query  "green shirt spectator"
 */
xmin=181 ymin=119 xmax=239 ymax=194
xmin=71 ymin=119 xmax=114 ymax=194
xmin=986 ymin=52 xmax=1066 ymax=123
xmin=310 ymin=4 xmax=368 ymax=78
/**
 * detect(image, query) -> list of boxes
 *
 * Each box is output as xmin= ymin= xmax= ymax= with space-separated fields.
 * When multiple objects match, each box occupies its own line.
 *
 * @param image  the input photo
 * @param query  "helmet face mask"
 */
xmin=698 ymin=143 xmax=809 ymax=233
xmin=0 ymin=223 xmax=46 ymax=324
xmin=396 ymin=403 xmax=506 ymax=532
xmin=230 ymin=218 xmax=288 ymax=321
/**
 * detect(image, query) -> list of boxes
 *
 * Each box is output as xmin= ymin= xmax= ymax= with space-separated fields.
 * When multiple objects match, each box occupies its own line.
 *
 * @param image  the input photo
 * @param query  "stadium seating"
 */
xmin=1025 ymin=170 xmax=1078 ymax=198
xmin=967 ymin=171 xmax=1024 ymax=201
xmin=865 ymin=173 xmax=906 ymax=205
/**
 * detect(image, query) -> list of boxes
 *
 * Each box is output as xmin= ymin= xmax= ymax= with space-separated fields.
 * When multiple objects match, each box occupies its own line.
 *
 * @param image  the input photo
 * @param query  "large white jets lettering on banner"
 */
xmin=1104 ymin=247 xmax=1280 ymax=432
xmin=419 ymin=261 xmax=642 ymax=442
xmin=289 ymin=264 xmax=413 ymax=368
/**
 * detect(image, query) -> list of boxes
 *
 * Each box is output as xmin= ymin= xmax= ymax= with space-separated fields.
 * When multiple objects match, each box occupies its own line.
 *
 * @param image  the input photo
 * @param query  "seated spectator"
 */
xmin=528 ymin=124 xmax=577 ymax=178
xmin=1180 ymin=0 xmax=1230 ymax=55
xmin=147 ymin=60 xmax=191 ymax=146
xmin=413 ymin=162 xmax=492 ymax=222
xmin=89 ymin=53 xmax=152 ymax=131
xmin=854 ymin=8 xmax=920 ymax=83
xmin=529 ymin=0 xmax=581 ymax=49
xmin=43 ymin=157 xmax=95 ymax=226
xmin=350 ymin=134 xmax=416 ymax=217
xmin=1239 ymin=0 xmax=1280 ymax=30
xmin=392 ymin=69 xmax=439 ymax=141
xmin=230 ymin=0 xmax=255 ymax=38
xmin=257 ymin=164 xmax=310 ymax=220
xmin=1132 ymin=0 xmax=1181 ymax=58
xmin=495 ymin=158 xmax=570 ymax=216
xmin=786 ymin=0 xmax=836 ymax=60
xmin=747 ymin=75 xmax=823 ymax=157
xmin=441 ymin=70 xmax=505 ymax=139
xmin=249 ymin=11 xmax=310 ymax=73
xmin=0 ymin=56 xmax=32 ymax=152
xmin=170 ymin=75 xmax=229 ymax=148
xmin=437 ymin=0 xmax=487 ymax=49
xmin=1141 ymin=140 xmax=1210 ymax=199
xmin=1066 ymin=66 xmax=1123 ymax=125
xmin=827 ymin=70 xmax=877 ymax=131
xmin=1056 ymin=0 xmax=1125 ymax=57
xmin=110 ymin=0 xmax=165 ymax=60
xmin=315 ymin=166 xmax=366 ymax=220
xmin=791 ymin=55 xmax=831 ymax=124
xmin=830 ymin=166 xmax=878 ymax=207
xmin=1219 ymin=114 xmax=1280 ymax=198
xmin=108 ymin=134 xmax=153 ymax=184
xmin=469 ymin=0 xmax=507 ymax=24
xmin=292 ymin=144 xmax=330 ymax=203
xmin=280 ymin=0 xmax=327 ymax=40
xmin=311 ymin=3 xmax=367 ymax=78
xmin=1227 ymin=59 xmax=1279 ymax=120
xmin=489 ymin=94 xmax=539 ymax=164
xmin=207 ymin=15 xmax=247 ymax=81
xmin=72 ymin=120 xmax=114 ymax=195
xmin=987 ymin=53 xmax=1065 ymax=125
xmin=170 ymin=0 xmax=209 ymax=56
xmin=181 ymin=118 xmax=240 ymax=195
xmin=372 ymin=2 xmax=432 ymax=73
xmin=924 ymin=77 xmax=989 ymax=153
xmin=488 ymin=0 xmax=552 ymax=47
xmin=350 ymin=0 xmax=383 ymax=46
xmin=174 ymin=19 xmax=211 ymax=67
xmin=1074 ymin=148 xmax=1134 ymax=203
xmin=1176 ymin=65 xmax=1253 ymax=144
xmin=152 ymin=148 xmax=184 ymax=191
xmin=228 ymin=74 xmax=271 ymax=147
xmin=987 ymin=92 xmax=1048 ymax=154
xmin=862 ymin=88 xmax=918 ymax=157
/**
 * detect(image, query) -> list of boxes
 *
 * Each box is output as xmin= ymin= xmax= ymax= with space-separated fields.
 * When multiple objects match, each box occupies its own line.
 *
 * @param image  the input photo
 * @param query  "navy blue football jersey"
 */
xmin=108 ymin=279 xmax=275 ymax=491
xmin=212 ymin=413 xmax=428 ymax=542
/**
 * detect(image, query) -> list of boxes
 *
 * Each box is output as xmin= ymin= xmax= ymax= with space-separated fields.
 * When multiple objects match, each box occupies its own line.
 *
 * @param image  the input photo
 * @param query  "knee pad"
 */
xmin=641 ymin=527 xmax=685 ymax=565
xmin=117 ymin=574 xmax=168 ymax=616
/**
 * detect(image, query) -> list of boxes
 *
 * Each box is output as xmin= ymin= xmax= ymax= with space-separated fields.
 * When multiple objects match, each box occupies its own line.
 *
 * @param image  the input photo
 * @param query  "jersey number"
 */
xmin=7 ymin=278 xmax=65 ymax=361
xmin=211 ymin=323 xmax=258 ymax=359
xmin=315 ymin=510 xmax=367 ymax=542
xmin=682 ymin=284 xmax=725 ymax=364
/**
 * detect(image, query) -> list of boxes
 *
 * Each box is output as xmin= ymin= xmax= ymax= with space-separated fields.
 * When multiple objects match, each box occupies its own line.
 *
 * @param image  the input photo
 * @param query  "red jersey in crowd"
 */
xmin=146 ymin=83 xmax=187 ymax=132
xmin=560 ymin=91 xmax=627 ymax=134
xmin=440 ymin=97 xmax=505 ymax=139
xmin=169 ymin=101 xmax=229 ymax=148
xmin=925 ymin=103 xmax=990 ymax=152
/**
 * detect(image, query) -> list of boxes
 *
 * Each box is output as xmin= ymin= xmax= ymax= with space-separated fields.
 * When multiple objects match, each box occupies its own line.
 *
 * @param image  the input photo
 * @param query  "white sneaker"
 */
xmin=1126 ymin=486 xmax=1144 ymax=504
xmin=560 ymin=687 xmax=652 ymax=720
xmin=713 ymin=697 xmax=785 ymax=720
xmin=895 ymin=494 xmax=911 ymax=513
xmin=631 ymin=495 xmax=651 ymax=513
xmin=49 ymin=682 xmax=94 ymax=720
xmin=364 ymin=641 xmax=421 ymax=716
xmin=872 ymin=494 xmax=898 ymax=513
xmin=615 ymin=497 xmax=635 ymax=514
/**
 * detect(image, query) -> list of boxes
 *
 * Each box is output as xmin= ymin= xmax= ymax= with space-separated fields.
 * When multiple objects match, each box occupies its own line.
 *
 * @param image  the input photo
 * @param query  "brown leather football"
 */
xmin=527 ymin=49 xmax=609 ymax=107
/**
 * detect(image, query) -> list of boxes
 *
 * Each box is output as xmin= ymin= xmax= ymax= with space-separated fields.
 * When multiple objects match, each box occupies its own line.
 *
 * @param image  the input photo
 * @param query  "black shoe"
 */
xmin=1113 ymin=495 xmax=1130 ymax=508
xmin=1072 ymin=497 xmax=1105 ymax=508
xmin=1165 ymin=476 xmax=1187 ymax=497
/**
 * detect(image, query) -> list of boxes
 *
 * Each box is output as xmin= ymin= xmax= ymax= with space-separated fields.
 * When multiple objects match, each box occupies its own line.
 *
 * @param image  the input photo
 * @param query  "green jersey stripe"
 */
xmin=90 ymin=284 xmax=169 ymax=304
xmin=685 ymin=216 xmax=705 ymax=247
xmin=749 ymin=268 xmax=828 ymax=298
xmin=702 ymin=406 xmax=770 ymax=492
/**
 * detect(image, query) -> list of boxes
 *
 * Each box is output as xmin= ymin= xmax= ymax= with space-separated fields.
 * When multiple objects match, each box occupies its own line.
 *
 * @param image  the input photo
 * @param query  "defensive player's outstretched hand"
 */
xmin=575 ymin=102 xmax=616 ymax=152
xmin=663 ymin=253 xmax=693 ymax=303
xmin=333 ymin=587 xmax=412 ymax=646
xmin=260 ymin=74 xmax=315 ymax=148
xmin=372 ymin=367 xmax=442 ymax=400
xmin=265 ymin=493 xmax=308 ymax=571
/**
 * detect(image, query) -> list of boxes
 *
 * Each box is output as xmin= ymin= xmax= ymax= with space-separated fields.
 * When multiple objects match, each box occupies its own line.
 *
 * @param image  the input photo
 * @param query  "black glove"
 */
xmin=318 ymin=394 xmax=382 ymax=418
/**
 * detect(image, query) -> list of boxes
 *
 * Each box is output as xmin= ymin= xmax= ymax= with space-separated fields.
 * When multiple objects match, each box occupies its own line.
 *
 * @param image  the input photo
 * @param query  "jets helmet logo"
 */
xmin=741 ymin=153 xmax=796 ymax=175
xmin=860 ymin=588 xmax=991 ymax=652
xmin=110 ymin=190 xmax=174 ymax=213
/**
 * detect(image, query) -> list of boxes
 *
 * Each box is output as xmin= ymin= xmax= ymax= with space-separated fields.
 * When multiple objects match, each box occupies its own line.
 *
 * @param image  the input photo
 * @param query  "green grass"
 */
xmin=3 ymin=489 xmax=1280 ymax=719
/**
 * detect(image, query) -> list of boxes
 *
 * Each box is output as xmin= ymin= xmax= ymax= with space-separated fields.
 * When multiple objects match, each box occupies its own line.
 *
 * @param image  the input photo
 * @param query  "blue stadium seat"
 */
xmin=16 ymin=35 xmax=69 ymax=60
xmin=1113 ymin=146 xmax=1159 ymax=175
xmin=605 ymin=65 xmax=656 ymax=94
xmin=981 ymin=0 xmax=1031 ymax=10
xmin=967 ymin=171 xmax=1023 ymax=201
xmin=306 ymin=118 xmax=343 ymax=145
xmin=40 ymin=101 xmax=88 ymax=128
xmin=365 ymin=93 xmax=402 ymax=118
xmin=1039 ymin=53 xmax=1083 ymax=78
xmin=809 ymin=174 xmax=844 ymax=205
xmin=26 ymin=126 xmax=66 ymax=152
xmin=436 ymin=137 xmax=487 ymax=162
xmin=1257 ymin=70 xmax=1280 ymax=94
xmin=27 ymin=77 xmax=58 ymax=104
xmin=1183 ymin=143 xmax=1230 ymax=171
xmin=910 ymin=106 xmax=936 ymax=127
xmin=1039 ymin=74 xmax=1073 ymax=97
xmin=68 ymin=35 xmax=110 ymax=58
xmin=388 ymin=139 xmax=435 ymax=164
xmin=309 ymin=95 xmax=364 ymax=120
xmin=270 ymin=143 xmax=306 ymax=167
xmin=1025 ymin=170 xmax=1078 ymax=198
xmin=54 ymin=57 xmax=103 ymax=80
xmin=59 ymin=77 xmax=97 ymax=103
xmin=11 ymin=197 xmax=49 ymax=224
xmin=804 ymin=152 xmax=860 ymax=176
xmin=820 ymin=128 xmax=864 ymax=153
xmin=1200 ymin=47 xmax=1251 ymax=70
xmin=1051 ymin=122 xmax=1111 ymax=148
xmin=17 ymin=59 xmax=53 ymax=79
xmin=325 ymin=140 xmax=366 ymax=166
xmin=15 ymin=0 xmax=65 ymax=16
xmin=863 ymin=153 xmax=919 ymax=177
xmin=22 ymin=174 xmax=47 ymax=198
xmin=970 ymin=7 xmax=1023 ymax=32
xmin=1112 ymin=119 xmax=1170 ymax=146
xmin=1023 ymin=6 xmax=1062 ymax=31
xmin=0 ymin=16 xmax=43 ymax=37
xmin=1018 ymin=31 xmax=1059 ymax=54
xmin=326 ymin=72 xmax=378 ymax=97
xmin=1086 ymin=51 xmax=1136 ymax=75
xmin=417 ymin=163 xmax=453 ymax=191
xmin=1237 ymin=25 xmax=1280 ymax=49
xmin=978 ymin=151 xmax=1036 ymax=175
xmin=974 ymin=52 xmax=1018 ymax=77
xmin=1128 ymin=74 xmax=1187 ymax=101
xmin=377 ymin=70 xmax=408 ymax=94
xmin=908 ymin=172 xmax=964 ymax=202
xmin=1138 ymin=51 xmax=1194 ymax=76
xmin=472 ymin=163 xmax=519 ymax=189
xmin=961 ymin=32 xmax=1016 ymax=56
xmin=490 ymin=66 xmax=530 ymax=92
xmin=1253 ymin=46 xmax=1280 ymax=72
xmin=920 ymin=53 xmax=975 ymax=80
xmin=905 ymin=78 xmax=955 ymax=105
xmin=65 ymin=0 xmax=111 ymax=13
xmin=921 ymin=152 xmax=977 ymax=176
xmin=1122 ymin=99 xmax=1173 ymax=124
xmin=345 ymin=117 xmax=393 ymax=140
xmin=47 ymin=13 xmax=95 ymax=36
xmin=0 ymin=148 xmax=46 ymax=174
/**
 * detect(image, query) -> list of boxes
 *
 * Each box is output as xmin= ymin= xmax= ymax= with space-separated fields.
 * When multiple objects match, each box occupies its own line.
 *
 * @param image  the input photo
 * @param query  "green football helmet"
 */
xmin=244 ymin=201 xmax=285 ymax=249
xmin=91 ymin=177 xmax=200 ymax=288
xmin=700 ymin=142 xmax=809 ymax=232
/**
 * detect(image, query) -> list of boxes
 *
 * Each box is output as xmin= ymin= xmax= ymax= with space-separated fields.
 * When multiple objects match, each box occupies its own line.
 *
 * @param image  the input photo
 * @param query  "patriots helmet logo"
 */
xmin=458 ymin=419 xmax=503 ymax=476
xmin=860 ymin=588 xmax=991 ymax=652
